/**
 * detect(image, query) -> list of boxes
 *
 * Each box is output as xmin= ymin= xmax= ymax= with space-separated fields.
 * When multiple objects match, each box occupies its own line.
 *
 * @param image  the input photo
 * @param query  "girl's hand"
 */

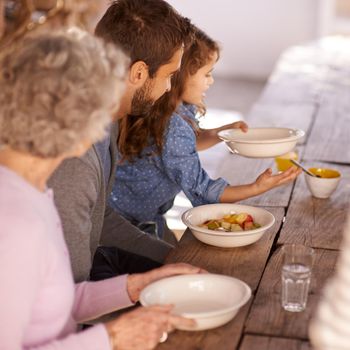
xmin=127 ymin=263 xmax=207 ymax=303
xmin=254 ymin=166 xmax=302 ymax=194
xmin=231 ymin=120 xmax=248 ymax=132
xmin=105 ymin=305 xmax=196 ymax=350
xmin=221 ymin=121 xmax=248 ymax=133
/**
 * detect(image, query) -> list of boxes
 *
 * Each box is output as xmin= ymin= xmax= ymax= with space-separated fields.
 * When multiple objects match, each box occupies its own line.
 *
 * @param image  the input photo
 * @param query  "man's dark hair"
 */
xmin=95 ymin=0 xmax=192 ymax=77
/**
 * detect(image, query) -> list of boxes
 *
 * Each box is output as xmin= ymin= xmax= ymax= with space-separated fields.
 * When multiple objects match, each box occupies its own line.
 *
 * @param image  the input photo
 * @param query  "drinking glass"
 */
xmin=281 ymin=244 xmax=314 ymax=312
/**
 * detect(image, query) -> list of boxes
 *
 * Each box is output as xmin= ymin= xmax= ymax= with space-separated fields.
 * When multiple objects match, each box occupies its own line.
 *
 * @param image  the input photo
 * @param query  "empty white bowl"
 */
xmin=140 ymin=274 xmax=251 ymax=331
xmin=218 ymin=127 xmax=305 ymax=158
xmin=305 ymin=167 xmax=341 ymax=199
xmin=181 ymin=203 xmax=275 ymax=248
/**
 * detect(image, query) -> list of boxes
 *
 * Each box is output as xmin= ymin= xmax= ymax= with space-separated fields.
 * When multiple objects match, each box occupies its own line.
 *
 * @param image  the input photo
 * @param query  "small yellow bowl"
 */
xmin=308 ymin=168 xmax=341 ymax=179
xmin=305 ymin=167 xmax=341 ymax=198
xmin=275 ymin=151 xmax=298 ymax=172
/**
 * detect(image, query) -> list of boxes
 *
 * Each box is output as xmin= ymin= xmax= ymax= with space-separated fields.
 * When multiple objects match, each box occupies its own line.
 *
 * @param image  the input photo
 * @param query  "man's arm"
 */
xmin=101 ymin=205 xmax=173 ymax=263
xmin=48 ymin=152 xmax=100 ymax=282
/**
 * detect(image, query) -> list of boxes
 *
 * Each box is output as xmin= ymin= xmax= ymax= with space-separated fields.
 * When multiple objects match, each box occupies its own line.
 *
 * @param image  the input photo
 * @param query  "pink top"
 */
xmin=0 ymin=166 xmax=134 ymax=349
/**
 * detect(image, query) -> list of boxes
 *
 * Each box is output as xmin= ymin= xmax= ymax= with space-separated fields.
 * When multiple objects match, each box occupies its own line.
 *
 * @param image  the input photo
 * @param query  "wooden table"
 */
xmin=158 ymin=36 xmax=350 ymax=350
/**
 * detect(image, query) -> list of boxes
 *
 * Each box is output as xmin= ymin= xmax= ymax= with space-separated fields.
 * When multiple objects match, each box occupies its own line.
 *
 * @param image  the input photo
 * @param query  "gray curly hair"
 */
xmin=0 ymin=28 xmax=128 ymax=157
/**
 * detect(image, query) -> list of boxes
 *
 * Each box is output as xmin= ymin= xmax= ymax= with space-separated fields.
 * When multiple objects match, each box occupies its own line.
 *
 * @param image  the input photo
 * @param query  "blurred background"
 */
xmin=168 ymin=0 xmax=350 ymax=80
xmin=2 ymin=0 xmax=350 ymax=80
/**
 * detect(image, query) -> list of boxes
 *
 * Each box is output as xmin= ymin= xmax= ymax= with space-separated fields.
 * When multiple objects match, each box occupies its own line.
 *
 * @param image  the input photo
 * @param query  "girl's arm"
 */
xmin=161 ymin=115 xmax=300 ymax=208
xmin=219 ymin=167 xmax=302 ymax=203
xmin=161 ymin=115 xmax=229 ymax=207
xmin=197 ymin=120 xmax=248 ymax=151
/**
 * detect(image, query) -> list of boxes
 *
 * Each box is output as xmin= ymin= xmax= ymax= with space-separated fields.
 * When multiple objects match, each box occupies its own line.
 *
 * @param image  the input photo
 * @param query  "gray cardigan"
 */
xmin=49 ymin=123 xmax=172 ymax=282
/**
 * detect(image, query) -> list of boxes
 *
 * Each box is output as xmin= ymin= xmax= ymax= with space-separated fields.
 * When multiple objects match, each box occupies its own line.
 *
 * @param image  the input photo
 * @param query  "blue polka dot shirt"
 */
xmin=109 ymin=103 xmax=228 ymax=236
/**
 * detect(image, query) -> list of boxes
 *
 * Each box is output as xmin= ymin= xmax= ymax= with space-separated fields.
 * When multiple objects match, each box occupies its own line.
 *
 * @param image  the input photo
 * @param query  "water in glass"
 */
xmin=282 ymin=263 xmax=311 ymax=312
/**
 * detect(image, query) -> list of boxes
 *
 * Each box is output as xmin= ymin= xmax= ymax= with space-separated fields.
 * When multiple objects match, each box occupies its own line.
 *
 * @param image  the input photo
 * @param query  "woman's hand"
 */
xmin=254 ymin=166 xmax=302 ymax=194
xmin=127 ymin=263 xmax=207 ymax=303
xmin=105 ymin=305 xmax=196 ymax=350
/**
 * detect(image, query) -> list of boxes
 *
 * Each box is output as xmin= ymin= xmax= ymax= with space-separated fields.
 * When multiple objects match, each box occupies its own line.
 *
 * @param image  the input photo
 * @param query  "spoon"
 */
xmin=290 ymin=159 xmax=321 ymax=178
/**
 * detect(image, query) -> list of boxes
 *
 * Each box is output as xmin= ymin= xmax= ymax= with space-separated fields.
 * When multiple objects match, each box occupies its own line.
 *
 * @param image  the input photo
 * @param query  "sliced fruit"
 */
xmin=231 ymin=223 xmax=243 ymax=231
xmin=243 ymin=221 xmax=254 ymax=230
xmin=207 ymin=220 xmax=220 ymax=230
xmin=221 ymin=221 xmax=231 ymax=230
xmin=245 ymin=214 xmax=253 ymax=223
xmin=234 ymin=213 xmax=249 ymax=225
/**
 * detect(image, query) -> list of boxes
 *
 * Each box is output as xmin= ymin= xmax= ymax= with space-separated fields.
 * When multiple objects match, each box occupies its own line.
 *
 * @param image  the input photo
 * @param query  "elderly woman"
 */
xmin=0 ymin=30 xmax=199 ymax=350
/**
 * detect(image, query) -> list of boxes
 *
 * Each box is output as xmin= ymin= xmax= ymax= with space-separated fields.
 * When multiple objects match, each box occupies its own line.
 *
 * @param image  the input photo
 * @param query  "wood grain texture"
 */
xmin=160 ymin=208 xmax=284 ymax=349
xmin=245 ymin=248 xmax=338 ymax=339
xmin=246 ymin=103 xmax=316 ymax=142
xmin=259 ymin=76 xmax=321 ymax=105
xmin=166 ymin=208 xmax=284 ymax=290
xmin=258 ymin=39 xmax=350 ymax=106
xmin=240 ymin=335 xmax=311 ymax=350
xmin=278 ymin=161 xmax=350 ymax=249
xmin=303 ymin=104 xmax=350 ymax=164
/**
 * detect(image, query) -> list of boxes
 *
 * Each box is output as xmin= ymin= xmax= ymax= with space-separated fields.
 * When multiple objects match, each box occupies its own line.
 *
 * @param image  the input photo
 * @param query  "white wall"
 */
xmin=167 ymin=0 xmax=319 ymax=79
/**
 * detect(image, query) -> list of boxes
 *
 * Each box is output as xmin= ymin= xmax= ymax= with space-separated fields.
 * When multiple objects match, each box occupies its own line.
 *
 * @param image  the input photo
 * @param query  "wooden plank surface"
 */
xmin=199 ymin=142 xmax=296 ymax=207
xmin=166 ymin=207 xmax=284 ymax=290
xmin=245 ymin=103 xmax=316 ymax=142
xmin=245 ymin=248 xmax=338 ymax=339
xmin=258 ymin=38 xmax=350 ymax=106
xmin=159 ymin=208 xmax=284 ymax=350
xmin=278 ymin=161 xmax=350 ymax=249
xmin=303 ymin=104 xmax=350 ymax=164
xmin=240 ymin=335 xmax=312 ymax=350
xmin=259 ymin=76 xmax=321 ymax=105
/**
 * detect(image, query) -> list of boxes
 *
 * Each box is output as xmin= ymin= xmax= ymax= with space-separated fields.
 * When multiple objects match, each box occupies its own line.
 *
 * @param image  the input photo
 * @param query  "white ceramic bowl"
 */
xmin=305 ymin=167 xmax=341 ymax=199
xmin=140 ymin=274 xmax=251 ymax=331
xmin=218 ymin=127 xmax=305 ymax=158
xmin=182 ymin=203 xmax=275 ymax=248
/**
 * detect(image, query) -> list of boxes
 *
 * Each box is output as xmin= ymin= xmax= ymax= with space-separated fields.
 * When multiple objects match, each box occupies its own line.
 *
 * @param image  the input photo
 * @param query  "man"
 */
xmin=49 ymin=0 xmax=192 ymax=282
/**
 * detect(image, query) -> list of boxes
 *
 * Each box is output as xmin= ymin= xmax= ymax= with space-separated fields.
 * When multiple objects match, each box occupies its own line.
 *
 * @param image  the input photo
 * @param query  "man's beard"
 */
xmin=130 ymin=79 xmax=154 ymax=117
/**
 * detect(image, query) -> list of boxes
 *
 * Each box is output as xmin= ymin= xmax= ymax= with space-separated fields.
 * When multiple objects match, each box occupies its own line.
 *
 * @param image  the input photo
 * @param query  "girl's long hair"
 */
xmin=118 ymin=26 xmax=219 ymax=161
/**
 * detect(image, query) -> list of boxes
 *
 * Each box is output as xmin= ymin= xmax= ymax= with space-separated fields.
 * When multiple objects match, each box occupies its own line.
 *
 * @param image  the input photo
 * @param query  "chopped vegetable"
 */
xmin=201 ymin=212 xmax=261 ymax=232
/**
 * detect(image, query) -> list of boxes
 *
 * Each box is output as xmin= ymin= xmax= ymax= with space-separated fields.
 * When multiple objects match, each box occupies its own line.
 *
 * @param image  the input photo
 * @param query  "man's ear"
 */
xmin=129 ymin=61 xmax=149 ymax=87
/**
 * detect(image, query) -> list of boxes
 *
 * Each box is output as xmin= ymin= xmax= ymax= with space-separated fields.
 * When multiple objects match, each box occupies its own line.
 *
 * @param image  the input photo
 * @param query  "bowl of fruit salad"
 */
xmin=182 ymin=203 xmax=275 ymax=248
xmin=218 ymin=127 xmax=305 ymax=158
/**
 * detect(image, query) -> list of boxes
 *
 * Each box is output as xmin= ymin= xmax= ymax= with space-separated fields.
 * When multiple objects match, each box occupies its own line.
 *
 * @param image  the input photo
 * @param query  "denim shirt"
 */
xmin=109 ymin=103 xmax=228 ymax=237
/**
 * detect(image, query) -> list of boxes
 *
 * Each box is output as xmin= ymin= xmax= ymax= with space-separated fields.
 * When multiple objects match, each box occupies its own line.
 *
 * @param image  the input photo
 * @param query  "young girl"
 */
xmin=109 ymin=26 xmax=300 ymax=241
